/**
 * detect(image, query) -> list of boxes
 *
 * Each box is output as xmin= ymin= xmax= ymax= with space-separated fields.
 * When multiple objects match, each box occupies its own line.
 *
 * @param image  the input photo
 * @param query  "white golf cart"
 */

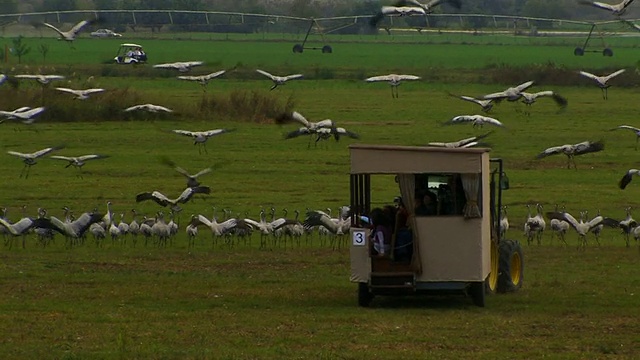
xmin=114 ymin=43 xmax=147 ymax=64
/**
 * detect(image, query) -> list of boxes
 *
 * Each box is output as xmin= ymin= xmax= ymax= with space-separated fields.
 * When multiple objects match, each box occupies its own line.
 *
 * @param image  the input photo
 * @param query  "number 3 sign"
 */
xmin=352 ymin=230 xmax=366 ymax=246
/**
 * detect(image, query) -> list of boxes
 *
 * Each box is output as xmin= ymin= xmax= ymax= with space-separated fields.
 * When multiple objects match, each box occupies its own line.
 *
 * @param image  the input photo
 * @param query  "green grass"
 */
xmin=1 ymin=79 xmax=640 ymax=227
xmin=2 ymin=38 xmax=640 ymax=358
xmin=2 ymin=35 xmax=640 ymax=74
xmin=1 ymin=245 xmax=639 ymax=359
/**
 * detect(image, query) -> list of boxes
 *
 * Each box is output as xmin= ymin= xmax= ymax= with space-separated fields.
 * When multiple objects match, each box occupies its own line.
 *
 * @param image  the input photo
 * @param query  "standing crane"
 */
xmin=546 ymin=210 xmax=618 ymax=250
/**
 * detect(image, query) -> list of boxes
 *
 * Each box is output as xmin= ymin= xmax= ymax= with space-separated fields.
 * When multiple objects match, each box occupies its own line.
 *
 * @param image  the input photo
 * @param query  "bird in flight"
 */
xmin=449 ymin=93 xmax=494 ymax=113
xmin=55 ymin=87 xmax=105 ymax=100
xmin=427 ymin=132 xmax=492 ymax=148
xmin=609 ymin=125 xmax=640 ymax=150
xmin=14 ymin=74 xmax=65 ymax=86
xmin=518 ymin=90 xmax=568 ymax=116
xmin=315 ymin=126 xmax=360 ymax=143
xmin=277 ymin=111 xmax=335 ymax=130
xmin=578 ymin=69 xmax=626 ymax=100
xmin=174 ymin=166 xmax=212 ymax=188
xmin=0 ymin=107 xmax=46 ymax=124
xmin=619 ymin=169 xmax=640 ymax=189
xmin=365 ymin=74 xmax=421 ymax=98
xmin=50 ymin=154 xmax=109 ymax=178
xmin=520 ymin=91 xmax=568 ymax=107
xmin=172 ymin=128 xmax=234 ymax=154
xmin=369 ymin=0 xmax=462 ymax=28
xmin=482 ymin=80 xmax=535 ymax=102
xmin=159 ymin=156 xmax=214 ymax=188
xmin=153 ymin=61 xmax=204 ymax=72
xmin=444 ymin=115 xmax=504 ymax=128
xmin=578 ymin=0 xmax=635 ymax=16
xmin=7 ymin=146 xmax=63 ymax=178
xmin=124 ymin=104 xmax=173 ymax=113
xmin=536 ymin=140 xmax=604 ymax=169
xmin=43 ymin=19 xmax=94 ymax=43
xmin=256 ymin=69 xmax=303 ymax=90
xmin=136 ymin=186 xmax=211 ymax=211
xmin=177 ymin=70 xmax=226 ymax=90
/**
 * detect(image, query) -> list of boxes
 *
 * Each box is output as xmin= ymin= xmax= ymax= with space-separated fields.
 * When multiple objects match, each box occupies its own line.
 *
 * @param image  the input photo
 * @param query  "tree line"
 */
xmin=4 ymin=0 xmax=639 ymax=34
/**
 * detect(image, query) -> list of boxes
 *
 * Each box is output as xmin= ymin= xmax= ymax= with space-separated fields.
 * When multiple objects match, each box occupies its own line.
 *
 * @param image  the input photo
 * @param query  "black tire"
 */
xmin=497 ymin=239 xmax=524 ymax=293
xmin=469 ymin=281 xmax=486 ymax=307
xmin=603 ymin=48 xmax=613 ymax=57
xmin=293 ymin=44 xmax=303 ymax=53
xmin=574 ymin=47 xmax=584 ymax=56
xmin=322 ymin=45 xmax=332 ymax=54
xmin=358 ymin=282 xmax=373 ymax=307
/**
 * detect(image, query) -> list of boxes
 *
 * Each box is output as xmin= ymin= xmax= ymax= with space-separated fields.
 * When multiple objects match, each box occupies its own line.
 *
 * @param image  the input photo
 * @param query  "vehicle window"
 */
xmin=414 ymin=173 xmax=469 ymax=216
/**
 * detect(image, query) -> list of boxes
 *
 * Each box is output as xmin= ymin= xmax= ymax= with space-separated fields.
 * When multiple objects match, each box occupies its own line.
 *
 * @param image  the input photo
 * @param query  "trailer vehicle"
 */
xmin=348 ymin=144 xmax=523 ymax=307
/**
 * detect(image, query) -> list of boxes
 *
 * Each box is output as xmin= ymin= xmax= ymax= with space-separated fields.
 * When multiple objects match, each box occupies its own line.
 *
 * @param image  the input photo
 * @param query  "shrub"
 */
xmin=0 ymin=87 xmax=295 ymax=124
xmin=199 ymin=89 xmax=295 ymax=123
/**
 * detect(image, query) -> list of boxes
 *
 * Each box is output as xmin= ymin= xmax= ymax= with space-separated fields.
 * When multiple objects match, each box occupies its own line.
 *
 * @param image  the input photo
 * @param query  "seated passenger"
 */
xmin=369 ymin=207 xmax=392 ymax=257
xmin=438 ymin=175 xmax=465 ymax=215
xmin=415 ymin=191 xmax=438 ymax=216
xmin=393 ymin=198 xmax=413 ymax=262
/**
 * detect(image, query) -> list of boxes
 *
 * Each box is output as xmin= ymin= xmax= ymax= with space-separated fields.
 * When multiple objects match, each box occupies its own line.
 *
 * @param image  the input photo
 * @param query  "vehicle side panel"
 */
xmin=350 ymin=145 xmax=486 ymax=174
xmin=349 ymin=227 xmax=371 ymax=283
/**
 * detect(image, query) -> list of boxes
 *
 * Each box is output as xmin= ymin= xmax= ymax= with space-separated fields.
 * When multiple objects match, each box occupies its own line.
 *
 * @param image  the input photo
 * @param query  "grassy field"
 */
xmin=1 ymin=37 xmax=640 ymax=358
xmin=2 ymin=245 xmax=639 ymax=359
xmin=1 ymin=35 xmax=639 ymax=73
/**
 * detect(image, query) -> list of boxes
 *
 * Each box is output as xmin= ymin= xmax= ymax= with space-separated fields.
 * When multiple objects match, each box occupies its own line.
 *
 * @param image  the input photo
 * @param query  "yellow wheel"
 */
xmin=497 ymin=239 xmax=524 ymax=293
xmin=487 ymin=240 xmax=499 ymax=293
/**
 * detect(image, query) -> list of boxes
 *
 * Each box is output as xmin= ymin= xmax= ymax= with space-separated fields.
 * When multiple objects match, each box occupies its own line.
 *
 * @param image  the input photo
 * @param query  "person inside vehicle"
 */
xmin=394 ymin=196 xmax=408 ymax=229
xmin=439 ymin=175 xmax=465 ymax=215
xmin=369 ymin=207 xmax=392 ymax=257
xmin=132 ymin=47 xmax=146 ymax=61
xmin=415 ymin=190 xmax=438 ymax=216
xmin=393 ymin=197 xmax=413 ymax=262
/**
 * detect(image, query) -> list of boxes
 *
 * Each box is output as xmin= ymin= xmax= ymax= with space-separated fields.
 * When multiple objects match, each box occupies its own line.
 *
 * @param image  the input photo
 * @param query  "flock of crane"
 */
xmin=496 ymin=203 xmax=639 ymax=251
xmin=367 ymin=0 xmax=640 ymax=249
xmin=0 ymin=199 xmax=356 ymax=252
xmin=0 ymin=20 xmax=366 ymax=250
xmin=2 ymin=0 xmax=640 ymax=251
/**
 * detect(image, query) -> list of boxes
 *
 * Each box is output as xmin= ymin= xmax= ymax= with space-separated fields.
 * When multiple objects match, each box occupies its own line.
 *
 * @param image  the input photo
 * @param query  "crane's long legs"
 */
xmin=391 ymin=86 xmax=399 ymax=99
